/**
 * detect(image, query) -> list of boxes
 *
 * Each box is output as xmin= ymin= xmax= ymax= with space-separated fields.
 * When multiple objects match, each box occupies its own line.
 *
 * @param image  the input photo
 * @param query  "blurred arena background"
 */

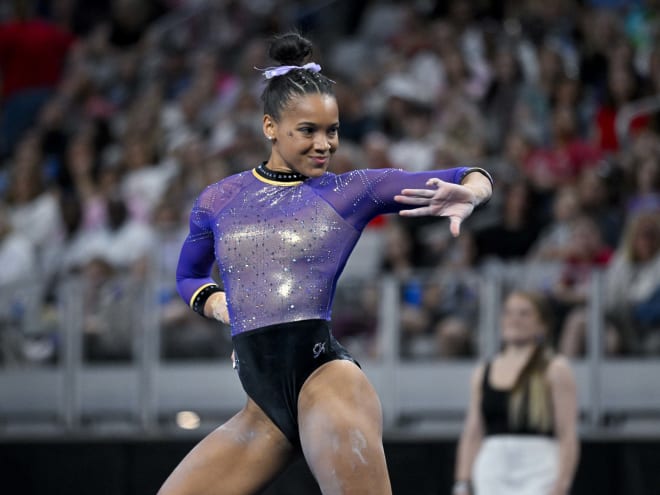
xmin=1 ymin=0 xmax=659 ymax=493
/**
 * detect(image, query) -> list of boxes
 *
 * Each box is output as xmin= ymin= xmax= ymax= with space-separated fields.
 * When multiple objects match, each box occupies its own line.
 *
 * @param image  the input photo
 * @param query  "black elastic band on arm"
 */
xmin=192 ymin=284 xmax=223 ymax=317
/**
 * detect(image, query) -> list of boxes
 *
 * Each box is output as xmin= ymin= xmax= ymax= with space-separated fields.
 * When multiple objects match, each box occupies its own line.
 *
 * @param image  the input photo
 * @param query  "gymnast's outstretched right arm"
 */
xmin=175 ymin=196 xmax=229 ymax=324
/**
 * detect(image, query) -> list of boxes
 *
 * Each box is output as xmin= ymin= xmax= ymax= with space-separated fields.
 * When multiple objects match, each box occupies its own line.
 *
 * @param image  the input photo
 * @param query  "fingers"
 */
xmin=395 ymin=184 xmax=448 ymax=205
xmin=397 ymin=188 xmax=437 ymax=198
xmin=398 ymin=210 xmax=464 ymax=238
xmin=394 ymin=195 xmax=434 ymax=205
xmin=450 ymin=216 xmax=462 ymax=237
xmin=398 ymin=206 xmax=432 ymax=217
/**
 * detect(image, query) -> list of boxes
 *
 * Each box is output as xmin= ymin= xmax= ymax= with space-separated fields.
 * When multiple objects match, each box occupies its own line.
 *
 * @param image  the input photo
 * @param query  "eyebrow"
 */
xmin=297 ymin=121 xmax=340 ymax=127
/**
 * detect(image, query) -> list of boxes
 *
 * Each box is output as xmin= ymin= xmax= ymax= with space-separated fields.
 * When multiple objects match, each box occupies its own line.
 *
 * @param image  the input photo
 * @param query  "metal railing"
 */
xmin=1 ymin=262 xmax=659 ymax=440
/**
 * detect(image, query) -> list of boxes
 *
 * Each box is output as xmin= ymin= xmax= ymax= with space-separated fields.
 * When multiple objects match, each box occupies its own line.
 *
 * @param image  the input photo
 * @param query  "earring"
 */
xmin=267 ymin=136 xmax=274 ymax=141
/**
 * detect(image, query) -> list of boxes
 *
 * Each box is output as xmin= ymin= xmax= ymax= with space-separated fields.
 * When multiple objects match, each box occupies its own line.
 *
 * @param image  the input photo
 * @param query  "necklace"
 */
xmin=255 ymin=162 xmax=306 ymax=182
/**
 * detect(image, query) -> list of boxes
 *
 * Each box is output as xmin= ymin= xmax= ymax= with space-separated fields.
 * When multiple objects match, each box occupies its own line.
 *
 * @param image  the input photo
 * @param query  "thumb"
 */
xmin=450 ymin=216 xmax=462 ymax=237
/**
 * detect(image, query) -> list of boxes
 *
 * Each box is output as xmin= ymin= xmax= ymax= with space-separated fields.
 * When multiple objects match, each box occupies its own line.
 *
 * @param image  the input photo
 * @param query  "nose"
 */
xmin=314 ymin=133 xmax=331 ymax=152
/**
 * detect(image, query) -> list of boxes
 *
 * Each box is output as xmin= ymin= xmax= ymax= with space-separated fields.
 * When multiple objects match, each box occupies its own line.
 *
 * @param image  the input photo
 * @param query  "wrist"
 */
xmin=207 ymin=292 xmax=229 ymax=323
xmin=460 ymin=167 xmax=493 ymax=206
xmin=464 ymin=183 xmax=491 ymax=206
xmin=191 ymin=284 xmax=222 ymax=317
xmin=452 ymin=480 xmax=470 ymax=494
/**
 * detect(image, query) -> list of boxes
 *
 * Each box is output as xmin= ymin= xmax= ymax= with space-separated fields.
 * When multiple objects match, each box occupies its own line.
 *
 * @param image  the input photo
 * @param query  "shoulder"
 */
xmin=546 ymin=355 xmax=576 ymax=385
xmin=194 ymin=171 xmax=252 ymax=209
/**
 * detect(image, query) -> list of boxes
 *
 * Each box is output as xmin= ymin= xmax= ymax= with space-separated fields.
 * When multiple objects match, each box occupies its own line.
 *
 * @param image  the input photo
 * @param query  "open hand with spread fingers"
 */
xmin=395 ymin=176 xmax=488 ymax=237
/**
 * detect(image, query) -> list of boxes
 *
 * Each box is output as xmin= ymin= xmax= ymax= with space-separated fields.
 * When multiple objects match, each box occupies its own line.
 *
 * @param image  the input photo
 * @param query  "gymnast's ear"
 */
xmin=263 ymin=114 xmax=277 ymax=142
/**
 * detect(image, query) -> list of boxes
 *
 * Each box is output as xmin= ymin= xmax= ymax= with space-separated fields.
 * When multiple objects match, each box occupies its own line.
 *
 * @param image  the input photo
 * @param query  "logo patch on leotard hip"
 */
xmin=312 ymin=341 xmax=326 ymax=359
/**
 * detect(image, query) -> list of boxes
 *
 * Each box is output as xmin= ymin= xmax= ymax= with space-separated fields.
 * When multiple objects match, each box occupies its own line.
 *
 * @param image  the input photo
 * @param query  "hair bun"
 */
xmin=268 ymin=32 xmax=313 ymax=66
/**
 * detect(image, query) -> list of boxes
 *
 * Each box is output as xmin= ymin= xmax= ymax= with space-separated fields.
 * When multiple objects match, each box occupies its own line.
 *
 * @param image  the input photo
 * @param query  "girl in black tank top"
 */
xmin=480 ymin=362 xmax=554 ymax=437
xmin=452 ymin=291 xmax=579 ymax=495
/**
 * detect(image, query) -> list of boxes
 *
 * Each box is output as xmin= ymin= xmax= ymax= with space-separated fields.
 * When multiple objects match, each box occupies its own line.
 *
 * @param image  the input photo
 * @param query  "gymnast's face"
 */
xmin=500 ymin=293 xmax=546 ymax=346
xmin=264 ymin=93 xmax=339 ymax=178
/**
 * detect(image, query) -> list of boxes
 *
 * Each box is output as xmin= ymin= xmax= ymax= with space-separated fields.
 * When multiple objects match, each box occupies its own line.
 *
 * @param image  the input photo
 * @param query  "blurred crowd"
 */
xmin=0 ymin=0 xmax=659 ymax=365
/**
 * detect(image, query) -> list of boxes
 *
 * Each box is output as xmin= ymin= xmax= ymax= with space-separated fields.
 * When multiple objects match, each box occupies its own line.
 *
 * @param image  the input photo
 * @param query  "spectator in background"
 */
xmin=555 ymin=215 xmax=615 ymax=356
xmin=0 ymin=0 xmax=76 ymax=158
xmin=0 ymin=201 xmax=43 ymax=365
xmin=5 ymin=134 xmax=63 ymax=273
xmin=100 ymin=196 xmax=156 ymax=273
xmin=556 ymin=209 xmax=659 ymax=358
xmin=399 ymin=281 xmax=445 ymax=360
xmin=34 ymin=96 xmax=75 ymax=188
xmin=523 ymin=105 xmax=602 ymax=194
xmin=593 ymin=55 xmax=649 ymax=153
xmin=77 ymin=241 xmax=153 ymax=362
xmin=117 ymin=135 xmax=176 ymax=222
xmin=388 ymin=98 xmax=438 ymax=172
xmin=433 ymin=315 xmax=473 ymax=358
xmin=604 ymin=211 xmax=660 ymax=355
xmin=399 ymin=277 xmax=479 ymax=360
xmin=0 ymin=201 xmax=36 ymax=287
xmin=625 ymin=154 xmax=660 ymax=215
xmin=576 ymin=166 xmax=623 ymax=248
xmin=106 ymin=0 xmax=166 ymax=51
xmin=434 ymin=44 xmax=489 ymax=165
xmin=333 ymin=82 xmax=377 ymax=144
xmin=57 ymin=193 xmax=156 ymax=277
xmin=482 ymin=45 xmax=524 ymax=155
xmin=473 ymin=180 xmax=542 ymax=263
xmin=552 ymin=75 xmax=595 ymax=141
xmin=529 ymin=185 xmax=582 ymax=262
xmin=516 ymin=42 xmax=566 ymax=147
xmin=453 ymin=290 xmax=579 ymax=495
xmin=484 ymin=129 xmax=530 ymax=193
xmin=577 ymin=8 xmax=616 ymax=95
xmin=169 ymin=134 xmax=232 ymax=207
xmin=362 ymin=131 xmax=396 ymax=169
xmin=644 ymin=46 xmax=660 ymax=112
xmin=380 ymin=219 xmax=416 ymax=278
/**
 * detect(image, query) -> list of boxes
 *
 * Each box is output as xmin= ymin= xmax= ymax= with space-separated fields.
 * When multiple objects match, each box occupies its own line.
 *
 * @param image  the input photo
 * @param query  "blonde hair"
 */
xmin=621 ymin=211 xmax=660 ymax=262
xmin=506 ymin=291 xmax=555 ymax=433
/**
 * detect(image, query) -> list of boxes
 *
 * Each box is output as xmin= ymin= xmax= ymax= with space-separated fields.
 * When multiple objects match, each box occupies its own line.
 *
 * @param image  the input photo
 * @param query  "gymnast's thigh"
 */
xmin=297 ymin=360 xmax=392 ymax=495
xmin=158 ymin=398 xmax=295 ymax=495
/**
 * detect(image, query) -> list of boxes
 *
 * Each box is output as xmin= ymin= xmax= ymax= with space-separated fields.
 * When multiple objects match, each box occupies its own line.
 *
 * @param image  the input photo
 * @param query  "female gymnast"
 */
xmin=453 ymin=290 xmax=579 ymax=495
xmin=160 ymin=32 xmax=493 ymax=495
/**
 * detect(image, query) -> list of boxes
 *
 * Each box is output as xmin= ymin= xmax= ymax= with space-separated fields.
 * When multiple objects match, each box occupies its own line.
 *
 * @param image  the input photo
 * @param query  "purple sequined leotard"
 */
xmin=176 ymin=166 xmax=474 ymax=336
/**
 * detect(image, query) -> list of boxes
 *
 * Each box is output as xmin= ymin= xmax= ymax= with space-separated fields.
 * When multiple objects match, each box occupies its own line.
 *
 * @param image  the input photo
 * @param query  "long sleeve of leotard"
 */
xmin=314 ymin=166 xmax=476 ymax=230
xmin=176 ymin=189 xmax=219 ymax=307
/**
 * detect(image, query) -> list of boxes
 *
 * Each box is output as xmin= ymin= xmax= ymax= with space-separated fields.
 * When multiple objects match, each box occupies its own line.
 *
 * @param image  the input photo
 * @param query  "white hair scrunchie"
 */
xmin=257 ymin=62 xmax=322 ymax=79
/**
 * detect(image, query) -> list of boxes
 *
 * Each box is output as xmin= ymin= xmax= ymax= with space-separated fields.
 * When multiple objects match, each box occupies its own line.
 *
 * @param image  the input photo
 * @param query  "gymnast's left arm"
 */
xmin=548 ymin=356 xmax=580 ymax=495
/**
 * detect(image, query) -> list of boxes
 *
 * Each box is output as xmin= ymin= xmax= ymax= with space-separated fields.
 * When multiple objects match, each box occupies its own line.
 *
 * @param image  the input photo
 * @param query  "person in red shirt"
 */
xmin=523 ymin=106 xmax=603 ymax=192
xmin=0 ymin=0 xmax=75 ymax=157
xmin=593 ymin=63 xmax=649 ymax=153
